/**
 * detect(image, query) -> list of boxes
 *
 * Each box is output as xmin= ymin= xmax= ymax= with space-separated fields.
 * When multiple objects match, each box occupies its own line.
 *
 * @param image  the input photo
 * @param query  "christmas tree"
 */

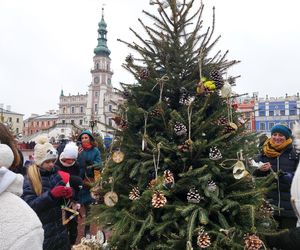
xmin=90 ymin=1 xmax=277 ymax=249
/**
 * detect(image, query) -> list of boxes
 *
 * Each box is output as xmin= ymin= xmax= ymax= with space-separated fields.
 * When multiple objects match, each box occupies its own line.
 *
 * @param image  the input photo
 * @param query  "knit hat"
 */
xmin=59 ymin=142 xmax=78 ymax=167
xmin=271 ymin=124 xmax=292 ymax=139
xmin=0 ymin=144 xmax=14 ymax=168
xmin=78 ymin=130 xmax=95 ymax=141
xmin=34 ymin=135 xmax=58 ymax=166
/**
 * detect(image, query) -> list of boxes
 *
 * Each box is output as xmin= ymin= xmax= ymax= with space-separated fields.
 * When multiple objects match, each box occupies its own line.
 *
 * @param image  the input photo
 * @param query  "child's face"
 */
xmin=81 ymin=134 xmax=91 ymax=144
xmin=41 ymin=159 xmax=56 ymax=171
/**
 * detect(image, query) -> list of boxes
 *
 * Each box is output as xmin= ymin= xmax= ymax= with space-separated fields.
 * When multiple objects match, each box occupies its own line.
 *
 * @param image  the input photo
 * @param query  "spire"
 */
xmin=60 ymin=89 xmax=64 ymax=97
xmin=94 ymin=7 xmax=111 ymax=57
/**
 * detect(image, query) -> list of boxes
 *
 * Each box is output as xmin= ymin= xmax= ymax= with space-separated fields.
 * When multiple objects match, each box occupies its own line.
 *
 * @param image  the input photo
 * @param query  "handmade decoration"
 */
xmin=187 ymin=187 xmax=202 ymax=204
xmin=244 ymin=233 xmax=263 ymax=250
xmin=104 ymin=191 xmax=118 ymax=207
xmin=61 ymin=204 xmax=79 ymax=225
xmin=151 ymin=190 xmax=167 ymax=208
xmin=112 ymin=151 xmax=125 ymax=164
xmin=129 ymin=187 xmax=140 ymax=200
xmin=197 ymin=228 xmax=211 ymax=248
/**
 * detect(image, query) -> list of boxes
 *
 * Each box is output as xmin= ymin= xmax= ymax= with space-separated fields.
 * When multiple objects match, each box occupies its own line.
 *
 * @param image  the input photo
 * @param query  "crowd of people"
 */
xmin=1 ymin=121 xmax=300 ymax=249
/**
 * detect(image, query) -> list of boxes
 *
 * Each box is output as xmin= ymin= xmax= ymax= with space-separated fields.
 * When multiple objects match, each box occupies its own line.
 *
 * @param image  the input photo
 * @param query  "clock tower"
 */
xmin=85 ymin=8 xmax=122 ymax=134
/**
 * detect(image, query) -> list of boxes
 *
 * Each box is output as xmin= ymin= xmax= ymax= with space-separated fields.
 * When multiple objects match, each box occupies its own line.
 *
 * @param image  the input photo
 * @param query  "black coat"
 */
xmin=255 ymin=144 xmax=299 ymax=218
xmin=22 ymin=168 xmax=70 ymax=250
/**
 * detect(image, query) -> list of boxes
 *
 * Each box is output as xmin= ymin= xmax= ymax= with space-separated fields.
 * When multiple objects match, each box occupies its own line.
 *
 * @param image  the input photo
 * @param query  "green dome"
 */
xmin=94 ymin=15 xmax=110 ymax=56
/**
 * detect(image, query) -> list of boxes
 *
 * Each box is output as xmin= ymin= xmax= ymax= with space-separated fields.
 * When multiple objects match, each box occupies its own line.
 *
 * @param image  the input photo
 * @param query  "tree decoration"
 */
xmin=151 ymin=190 xmax=167 ymax=208
xmin=197 ymin=228 xmax=211 ymax=248
xmin=129 ymin=187 xmax=141 ymax=201
xmin=217 ymin=116 xmax=228 ymax=126
xmin=178 ymin=139 xmax=193 ymax=152
xmin=244 ymin=233 xmax=263 ymax=250
xmin=210 ymin=69 xmax=224 ymax=89
xmin=209 ymin=146 xmax=222 ymax=161
xmin=139 ymin=67 xmax=150 ymax=80
xmin=104 ymin=191 xmax=118 ymax=207
xmin=260 ymin=199 xmax=274 ymax=218
xmin=220 ymin=80 xmax=232 ymax=98
xmin=179 ymin=87 xmax=194 ymax=106
xmin=125 ymin=54 xmax=134 ymax=64
xmin=112 ymin=150 xmax=125 ymax=164
xmin=163 ymin=170 xmax=175 ymax=188
xmin=232 ymin=160 xmax=249 ymax=179
xmin=149 ymin=105 xmax=164 ymax=118
xmin=112 ymin=116 xmax=128 ymax=130
xmin=224 ymin=122 xmax=238 ymax=134
xmin=174 ymin=122 xmax=187 ymax=136
xmin=90 ymin=185 xmax=103 ymax=204
xmin=187 ymin=187 xmax=202 ymax=204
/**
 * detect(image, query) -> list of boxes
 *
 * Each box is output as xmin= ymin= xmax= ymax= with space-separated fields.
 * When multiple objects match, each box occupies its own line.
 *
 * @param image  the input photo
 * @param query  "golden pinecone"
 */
xmin=129 ymin=187 xmax=140 ymax=200
xmin=197 ymin=230 xmax=211 ymax=248
xmin=151 ymin=191 xmax=167 ymax=208
xmin=244 ymin=233 xmax=263 ymax=250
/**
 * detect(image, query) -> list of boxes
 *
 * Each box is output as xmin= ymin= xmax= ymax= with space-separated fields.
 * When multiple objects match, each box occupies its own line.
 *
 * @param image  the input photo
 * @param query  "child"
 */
xmin=22 ymin=136 xmax=72 ymax=250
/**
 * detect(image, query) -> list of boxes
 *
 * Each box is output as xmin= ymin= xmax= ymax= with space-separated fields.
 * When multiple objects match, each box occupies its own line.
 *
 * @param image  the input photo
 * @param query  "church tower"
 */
xmin=85 ymin=8 xmax=122 ymax=134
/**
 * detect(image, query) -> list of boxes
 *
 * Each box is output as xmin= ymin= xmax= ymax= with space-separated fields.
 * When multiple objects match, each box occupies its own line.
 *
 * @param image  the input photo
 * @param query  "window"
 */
xmin=16 ymin=128 xmax=19 ymax=133
xmin=108 ymin=118 xmax=112 ymax=126
xmin=16 ymin=118 xmax=19 ymax=123
xmin=62 ymin=120 xmax=65 ymax=124
xmin=290 ymin=110 xmax=296 ymax=115
xmin=269 ymin=122 xmax=275 ymax=130
xmin=71 ymin=107 xmax=75 ymax=114
xmin=71 ymin=120 xmax=74 ymax=124
xmin=259 ymin=111 xmax=265 ymax=116
xmin=80 ymin=120 xmax=83 ymax=125
xmin=95 ymin=104 xmax=98 ymax=112
xmin=80 ymin=106 xmax=84 ymax=113
xmin=8 ymin=117 xmax=12 ymax=122
xmin=63 ymin=107 xmax=66 ymax=114
xmin=260 ymin=123 xmax=266 ymax=131
xmin=269 ymin=110 xmax=274 ymax=116
xmin=109 ymin=105 xmax=112 ymax=112
xmin=280 ymin=110 xmax=285 ymax=116
xmin=48 ymin=121 xmax=50 ymax=125
xmin=37 ymin=121 xmax=39 ymax=126
xmin=95 ymin=92 xmax=98 ymax=97
xmin=41 ymin=121 xmax=44 ymax=126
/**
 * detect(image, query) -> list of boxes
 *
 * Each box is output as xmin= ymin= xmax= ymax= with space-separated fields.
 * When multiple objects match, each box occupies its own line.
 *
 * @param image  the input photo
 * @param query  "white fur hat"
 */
xmin=34 ymin=136 xmax=58 ymax=166
xmin=60 ymin=142 xmax=78 ymax=160
xmin=0 ymin=144 xmax=14 ymax=168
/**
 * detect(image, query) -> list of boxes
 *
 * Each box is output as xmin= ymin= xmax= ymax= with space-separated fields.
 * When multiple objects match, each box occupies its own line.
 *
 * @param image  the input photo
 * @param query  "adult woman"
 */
xmin=255 ymin=124 xmax=299 ymax=229
xmin=22 ymin=136 xmax=73 ymax=250
xmin=0 ymin=143 xmax=44 ymax=250
xmin=77 ymin=130 xmax=101 ymax=237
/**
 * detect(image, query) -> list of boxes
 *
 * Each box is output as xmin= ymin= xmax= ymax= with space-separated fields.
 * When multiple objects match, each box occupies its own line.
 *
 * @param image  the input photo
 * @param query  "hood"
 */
xmin=78 ymin=130 xmax=95 ymax=141
xmin=0 ymin=167 xmax=24 ymax=196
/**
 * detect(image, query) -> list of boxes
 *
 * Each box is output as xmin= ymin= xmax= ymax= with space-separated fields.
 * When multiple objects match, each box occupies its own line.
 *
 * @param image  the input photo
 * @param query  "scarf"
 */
xmin=262 ymin=137 xmax=292 ymax=158
xmin=82 ymin=142 xmax=93 ymax=150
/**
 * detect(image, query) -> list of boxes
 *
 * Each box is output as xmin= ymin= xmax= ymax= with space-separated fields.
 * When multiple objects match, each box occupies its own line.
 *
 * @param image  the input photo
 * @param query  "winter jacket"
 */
xmin=22 ymin=167 xmax=70 ymax=250
xmin=0 ymin=167 xmax=44 ymax=250
xmin=78 ymin=146 xmax=101 ymax=204
xmin=255 ymin=144 xmax=299 ymax=218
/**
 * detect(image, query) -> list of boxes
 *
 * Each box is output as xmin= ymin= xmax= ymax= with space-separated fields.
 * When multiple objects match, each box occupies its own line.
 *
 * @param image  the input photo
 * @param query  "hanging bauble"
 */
xmin=232 ymin=160 xmax=248 ymax=179
xmin=163 ymin=170 xmax=175 ymax=189
xmin=220 ymin=81 xmax=232 ymax=98
xmin=125 ymin=54 xmax=134 ymax=64
xmin=104 ymin=191 xmax=118 ymax=207
xmin=187 ymin=187 xmax=202 ymax=204
xmin=244 ymin=233 xmax=263 ymax=250
xmin=129 ymin=187 xmax=140 ymax=201
xmin=139 ymin=67 xmax=150 ymax=80
xmin=224 ymin=122 xmax=238 ymax=134
xmin=260 ymin=199 xmax=274 ymax=218
xmin=112 ymin=151 xmax=125 ymax=164
xmin=209 ymin=146 xmax=222 ymax=161
xmin=174 ymin=122 xmax=187 ymax=136
xmin=197 ymin=228 xmax=211 ymax=248
xmin=151 ymin=190 xmax=167 ymax=208
xmin=210 ymin=69 xmax=224 ymax=89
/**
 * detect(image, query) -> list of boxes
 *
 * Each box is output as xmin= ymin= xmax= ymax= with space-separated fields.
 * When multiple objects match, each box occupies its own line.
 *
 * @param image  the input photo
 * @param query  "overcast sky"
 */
xmin=1 ymin=0 xmax=299 ymax=118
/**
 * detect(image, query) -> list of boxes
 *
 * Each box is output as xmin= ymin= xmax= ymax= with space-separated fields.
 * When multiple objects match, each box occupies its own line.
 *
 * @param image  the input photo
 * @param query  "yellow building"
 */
xmin=0 ymin=106 xmax=24 ymax=136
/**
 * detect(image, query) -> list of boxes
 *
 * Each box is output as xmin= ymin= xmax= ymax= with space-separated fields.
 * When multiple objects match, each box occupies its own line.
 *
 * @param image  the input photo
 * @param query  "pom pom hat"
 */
xmin=0 ymin=144 xmax=14 ymax=168
xmin=34 ymin=135 xmax=58 ymax=166
xmin=271 ymin=124 xmax=292 ymax=139
xmin=60 ymin=142 xmax=78 ymax=160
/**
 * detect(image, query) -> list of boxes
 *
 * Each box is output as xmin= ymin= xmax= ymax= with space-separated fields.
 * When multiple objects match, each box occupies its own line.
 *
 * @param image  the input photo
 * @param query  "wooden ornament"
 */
xmin=112 ymin=151 xmax=125 ymax=163
xmin=104 ymin=191 xmax=118 ymax=207
xmin=61 ymin=205 xmax=79 ymax=225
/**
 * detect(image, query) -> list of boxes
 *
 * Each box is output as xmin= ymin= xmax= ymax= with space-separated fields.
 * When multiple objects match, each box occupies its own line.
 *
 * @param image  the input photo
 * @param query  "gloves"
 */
xmin=58 ymin=170 xmax=70 ymax=185
xmin=50 ymin=185 xmax=73 ymax=199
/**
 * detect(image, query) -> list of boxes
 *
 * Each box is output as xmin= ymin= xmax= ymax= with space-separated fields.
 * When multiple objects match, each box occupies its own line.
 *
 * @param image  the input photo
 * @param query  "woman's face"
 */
xmin=81 ymin=134 xmax=91 ymax=144
xmin=40 ymin=159 xmax=56 ymax=171
xmin=271 ymin=132 xmax=287 ymax=145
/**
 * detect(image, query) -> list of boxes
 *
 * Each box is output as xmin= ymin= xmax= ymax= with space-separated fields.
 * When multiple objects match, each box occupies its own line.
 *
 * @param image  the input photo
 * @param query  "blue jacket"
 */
xmin=22 ymin=168 xmax=70 ymax=250
xmin=78 ymin=146 xmax=101 ymax=204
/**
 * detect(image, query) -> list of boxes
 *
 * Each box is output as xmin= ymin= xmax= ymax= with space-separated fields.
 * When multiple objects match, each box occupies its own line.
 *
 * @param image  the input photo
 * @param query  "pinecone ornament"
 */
xmin=224 ymin=122 xmax=238 ymax=134
xmin=112 ymin=116 xmax=128 ymax=130
xmin=129 ymin=187 xmax=140 ymax=200
xmin=197 ymin=229 xmax=211 ymax=248
xmin=210 ymin=69 xmax=224 ymax=89
xmin=216 ymin=116 xmax=228 ymax=126
xmin=260 ymin=199 xmax=274 ymax=217
xmin=187 ymin=187 xmax=202 ymax=204
xmin=209 ymin=146 xmax=222 ymax=161
xmin=139 ymin=68 xmax=150 ymax=80
xmin=244 ymin=233 xmax=263 ymax=250
xmin=174 ymin=122 xmax=187 ymax=136
xmin=150 ymin=105 xmax=164 ymax=117
xmin=151 ymin=191 xmax=167 ymax=208
xmin=163 ymin=170 xmax=174 ymax=188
